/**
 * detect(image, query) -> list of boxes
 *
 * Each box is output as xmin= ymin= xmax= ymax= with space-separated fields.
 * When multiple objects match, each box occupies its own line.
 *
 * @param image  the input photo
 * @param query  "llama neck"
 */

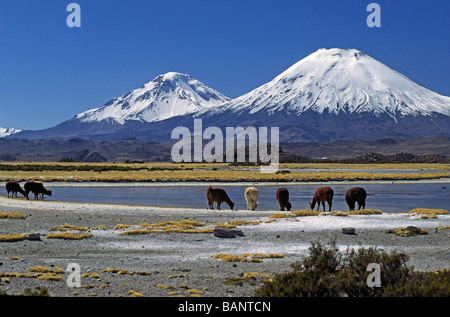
xmin=224 ymin=197 xmax=233 ymax=206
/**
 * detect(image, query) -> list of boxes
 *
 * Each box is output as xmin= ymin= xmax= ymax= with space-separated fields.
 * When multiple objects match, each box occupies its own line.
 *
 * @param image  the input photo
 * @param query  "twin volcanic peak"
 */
xmin=9 ymin=48 xmax=450 ymax=141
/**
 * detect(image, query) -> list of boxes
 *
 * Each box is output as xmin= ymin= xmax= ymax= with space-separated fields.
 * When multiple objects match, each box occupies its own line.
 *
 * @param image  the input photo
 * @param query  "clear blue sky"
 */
xmin=0 ymin=0 xmax=449 ymax=130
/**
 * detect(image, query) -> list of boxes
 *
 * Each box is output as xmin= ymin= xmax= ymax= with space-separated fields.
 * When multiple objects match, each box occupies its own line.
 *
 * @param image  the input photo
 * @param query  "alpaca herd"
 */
xmin=207 ymin=185 xmax=367 ymax=211
xmin=4 ymin=180 xmax=366 ymax=211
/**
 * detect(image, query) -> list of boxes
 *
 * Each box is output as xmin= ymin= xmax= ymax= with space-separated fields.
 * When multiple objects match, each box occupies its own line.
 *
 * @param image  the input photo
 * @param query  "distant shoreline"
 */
xmin=1 ymin=178 xmax=449 ymax=188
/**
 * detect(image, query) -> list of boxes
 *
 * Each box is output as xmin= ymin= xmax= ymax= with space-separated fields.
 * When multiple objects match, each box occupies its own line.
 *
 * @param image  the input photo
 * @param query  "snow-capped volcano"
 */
xmin=75 ymin=72 xmax=230 ymax=124
xmin=208 ymin=48 xmax=450 ymax=120
xmin=11 ymin=48 xmax=450 ymax=142
xmin=0 ymin=127 xmax=22 ymax=138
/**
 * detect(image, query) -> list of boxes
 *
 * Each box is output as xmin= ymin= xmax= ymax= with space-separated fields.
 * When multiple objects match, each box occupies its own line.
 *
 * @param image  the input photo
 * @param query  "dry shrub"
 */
xmin=255 ymin=238 xmax=449 ymax=297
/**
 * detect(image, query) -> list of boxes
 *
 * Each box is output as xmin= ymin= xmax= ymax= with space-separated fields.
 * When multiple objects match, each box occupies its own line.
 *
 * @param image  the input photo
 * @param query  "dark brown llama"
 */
xmin=24 ymin=181 xmax=52 ymax=200
xmin=206 ymin=186 xmax=235 ymax=210
xmin=345 ymin=187 xmax=367 ymax=211
xmin=309 ymin=186 xmax=334 ymax=211
xmin=5 ymin=181 xmax=26 ymax=198
xmin=276 ymin=188 xmax=291 ymax=211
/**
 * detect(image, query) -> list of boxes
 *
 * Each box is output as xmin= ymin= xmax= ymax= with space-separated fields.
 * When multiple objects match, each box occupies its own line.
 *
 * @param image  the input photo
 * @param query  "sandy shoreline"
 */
xmin=0 ymin=195 xmax=449 ymax=297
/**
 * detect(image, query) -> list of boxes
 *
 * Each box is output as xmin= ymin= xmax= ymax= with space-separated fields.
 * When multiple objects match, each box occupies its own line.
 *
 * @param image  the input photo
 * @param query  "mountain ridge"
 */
xmin=0 ymin=127 xmax=22 ymax=138
xmin=8 ymin=48 xmax=450 ymax=142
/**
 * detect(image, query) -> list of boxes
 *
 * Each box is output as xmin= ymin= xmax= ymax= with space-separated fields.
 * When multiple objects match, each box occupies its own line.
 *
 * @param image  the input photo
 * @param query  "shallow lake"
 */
xmin=15 ymin=182 xmax=449 ymax=213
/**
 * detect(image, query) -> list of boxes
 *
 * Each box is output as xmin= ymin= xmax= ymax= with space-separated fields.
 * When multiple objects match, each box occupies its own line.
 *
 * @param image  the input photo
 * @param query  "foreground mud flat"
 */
xmin=0 ymin=196 xmax=449 ymax=297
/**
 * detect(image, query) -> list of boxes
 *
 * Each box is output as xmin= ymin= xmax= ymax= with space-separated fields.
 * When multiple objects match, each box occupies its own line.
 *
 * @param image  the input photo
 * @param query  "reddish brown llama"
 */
xmin=206 ymin=186 xmax=235 ymax=210
xmin=24 ymin=181 xmax=52 ymax=200
xmin=309 ymin=186 xmax=334 ymax=211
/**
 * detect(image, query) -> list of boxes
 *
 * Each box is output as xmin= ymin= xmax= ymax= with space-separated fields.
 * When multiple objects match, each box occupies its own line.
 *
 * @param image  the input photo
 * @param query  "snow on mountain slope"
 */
xmin=0 ymin=127 xmax=22 ymax=138
xmin=209 ymin=48 xmax=450 ymax=120
xmin=75 ymin=72 xmax=230 ymax=124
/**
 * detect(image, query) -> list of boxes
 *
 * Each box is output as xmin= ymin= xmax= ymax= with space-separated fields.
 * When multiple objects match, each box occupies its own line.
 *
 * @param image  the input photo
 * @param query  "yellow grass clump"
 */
xmin=213 ymin=252 xmax=284 ymax=262
xmin=269 ymin=213 xmax=292 ymax=219
xmin=185 ymin=289 xmax=203 ymax=295
xmin=0 ymin=211 xmax=25 ymax=219
xmin=213 ymin=253 xmax=247 ymax=262
xmin=0 ymin=272 xmax=34 ymax=278
xmin=345 ymin=209 xmax=383 ymax=215
xmin=117 ymin=269 xmax=134 ymax=275
xmin=243 ymin=272 xmax=271 ymax=280
xmin=0 ymin=233 xmax=28 ymax=242
xmin=390 ymin=227 xmax=428 ymax=237
xmin=128 ymin=290 xmax=144 ymax=297
xmin=289 ymin=210 xmax=322 ymax=217
xmin=82 ymin=272 xmax=101 ymax=279
xmin=328 ymin=212 xmax=349 ymax=216
xmin=121 ymin=219 xmax=213 ymax=235
xmin=28 ymin=265 xmax=64 ymax=274
xmin=408 ymin=208 xmax=449 ymax=216
xmin=52 ymin=224 xmax=89 ymax=231
xmin=46 ymin=232 xmax=93 ymax=240
xmin=37 ymin=274 xmax=64 ymax=281
xmin=0 ymin=271 xmax=63 ymax=281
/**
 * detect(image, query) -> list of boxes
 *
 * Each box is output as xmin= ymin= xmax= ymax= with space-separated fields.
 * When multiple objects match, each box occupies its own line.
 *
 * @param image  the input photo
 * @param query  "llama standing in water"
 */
xmin=345 ymin=187 xmax=367 ymax=211
xmin=244 ymin=187 xmax=259 ymax=211
xmin=5 ymin=181 xmax=26 ymax=198
xmin=24 ymin=181 xmax=52 ymax=200
xmin=276 ymin=188 xmax=291 ymax=211
xmin=206 ymin=186 xmax=235 ymax=210
xmin=309 ymin=186 xmax=334 ymax=211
